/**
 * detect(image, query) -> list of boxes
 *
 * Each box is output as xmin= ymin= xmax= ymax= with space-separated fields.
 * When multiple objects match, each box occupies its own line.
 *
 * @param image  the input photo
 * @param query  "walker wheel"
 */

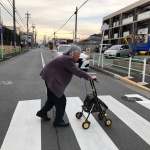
xmin=98 ymin=113 xmax=104 ymax=120
xmin=76 ymin=112 xmax=82 ymax=119
xmin=105 ymin=119 xmax=112 ymax=126
xmin=82 ymin=121 xmax=90 ymax=129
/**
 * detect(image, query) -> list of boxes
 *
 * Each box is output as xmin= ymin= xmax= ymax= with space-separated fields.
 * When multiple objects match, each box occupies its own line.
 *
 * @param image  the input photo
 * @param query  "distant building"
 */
xmin=20 ymin=32 xmax=34 ymax=46
xmin=78 ymin=34 xmax=102 ymax=52
xmin=102 ymin=0 xmax=150 ymax=45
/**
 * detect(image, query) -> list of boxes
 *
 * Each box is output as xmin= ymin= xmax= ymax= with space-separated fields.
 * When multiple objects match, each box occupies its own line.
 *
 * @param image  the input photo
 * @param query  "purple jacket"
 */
xmin=40 ymin=55 xmax=92 ymax=98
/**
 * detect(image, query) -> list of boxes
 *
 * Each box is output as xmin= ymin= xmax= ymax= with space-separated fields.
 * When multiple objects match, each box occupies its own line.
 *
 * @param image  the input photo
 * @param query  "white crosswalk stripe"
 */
xmin=1 ymin=95 xmax=150 ymax=150
xmin=1 ymin=100 xmax=41 ymax=150
xmin=125 ymin=94 xmax=150 ymax=110
xmin=98 ymin=95 xmax=150 ymax=146
xmin=66 ymin=97 xmax=118 ymax=150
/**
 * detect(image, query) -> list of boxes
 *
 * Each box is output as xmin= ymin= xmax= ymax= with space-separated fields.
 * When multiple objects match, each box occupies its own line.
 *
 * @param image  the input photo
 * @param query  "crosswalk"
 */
xmin=0 ymin=94 xmax=150 ymax=150
xmin=66 ymin=97 xmax=118 ymax=150
xmin=98 ymin=95 xmax=150 ymax=146
xmin=1 ymin=100 xmax=41 ymax=150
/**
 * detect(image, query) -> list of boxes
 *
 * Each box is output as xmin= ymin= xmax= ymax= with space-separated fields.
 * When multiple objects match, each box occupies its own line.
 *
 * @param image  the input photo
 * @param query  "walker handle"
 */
xmin=90 ymin=79 xmax=98 ymax=96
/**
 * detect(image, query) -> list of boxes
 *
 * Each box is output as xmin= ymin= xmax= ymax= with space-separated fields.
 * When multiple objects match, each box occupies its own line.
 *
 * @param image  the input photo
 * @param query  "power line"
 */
xmin=6 ymin=0 xmax=26 ymax=29
xmin=2 ymin=0 xmax=12 ymax=14
xmin=78 ymin=0 xmax=89 ymax=10
xmin=7 ymin=0 xmax=13 ymax=7
xmin=7 ymin=0 xmax=26 ymax=28
xmin=0 ymin=2 xmax=13 ymax=17
xmin=49 ymin=0 xmax=89 ymax=39
xmin=0 ymin=2 xmax=26 ymax=31
xmin=16 ymin=10 xmax=26 ymax=28
xmin=55 ymin=13 xmax=75 ymax=35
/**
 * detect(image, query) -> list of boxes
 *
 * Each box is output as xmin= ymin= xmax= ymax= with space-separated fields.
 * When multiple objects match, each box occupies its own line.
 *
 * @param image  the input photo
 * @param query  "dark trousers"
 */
xmin=40 ymin=83 xmax=66 ymax=123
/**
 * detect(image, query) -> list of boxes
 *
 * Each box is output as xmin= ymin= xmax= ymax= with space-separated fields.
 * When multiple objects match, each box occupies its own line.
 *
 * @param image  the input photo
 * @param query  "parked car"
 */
xmin=56 ymin=44 xmax=71 ymax=56
xmin=52 ymin=44 xmax=89 ymax=70
xmin=104 ymin=44 xmax=132 ymax=58
xmin=95 ymin=44 xmax=112 ymax=52
xmin=102 ymin=45 xmax=112 ymax=53
xmin=76 ymin=51 xmax=89 ymax=70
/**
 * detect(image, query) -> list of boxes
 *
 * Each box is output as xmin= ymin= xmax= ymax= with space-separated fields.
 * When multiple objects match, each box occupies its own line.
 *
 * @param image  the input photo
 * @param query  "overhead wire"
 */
xmin=1 ymin=0 xmax=26 ymax=31
xmin=7 ymin=0 xmax=26 ymax=30
xmin=78 ymin=0 xmax=89 ymax=11
xmin=0 ymin=1 xmax=13 ymax=17
xmin=2 ymin=0 xmax=89 ymax=39
xmin=49 ymin=0 xmax=89 ymax=38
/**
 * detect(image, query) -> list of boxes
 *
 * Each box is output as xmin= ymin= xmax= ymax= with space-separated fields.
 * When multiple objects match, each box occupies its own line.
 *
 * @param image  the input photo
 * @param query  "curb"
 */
xmin=0 ymin=51 xmax=28 ymax=62
xmin=90 ymin=65 xmax=150 ymax=92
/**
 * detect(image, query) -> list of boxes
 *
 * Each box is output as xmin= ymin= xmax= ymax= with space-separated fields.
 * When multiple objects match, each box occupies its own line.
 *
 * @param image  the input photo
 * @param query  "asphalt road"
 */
xmin=0 ymin=48 xmax=150 ymax=150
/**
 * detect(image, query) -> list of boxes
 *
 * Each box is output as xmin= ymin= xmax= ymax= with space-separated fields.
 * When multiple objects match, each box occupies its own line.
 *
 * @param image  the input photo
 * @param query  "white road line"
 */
xmin=66 ymin=97 xmax=118 ymax=150
xmin=41 ymin=52 xmax=45 ymax=67
xmin=136 ymin=101 xmax=150 ymax=110
xmin=125 ymin=94 xmax=150 ymax=110
xmin=1 ymin=100 xmax=41 ymax=150
xmin=98 ymin=95 xmax=150 ymax=146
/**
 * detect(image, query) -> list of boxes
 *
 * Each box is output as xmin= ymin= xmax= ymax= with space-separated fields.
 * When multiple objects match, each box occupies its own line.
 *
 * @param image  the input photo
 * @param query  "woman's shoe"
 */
xmin=36 ymin=111 xmax=50 ymax=121
xmin=53 ymin=120 xmax=69 ymax=127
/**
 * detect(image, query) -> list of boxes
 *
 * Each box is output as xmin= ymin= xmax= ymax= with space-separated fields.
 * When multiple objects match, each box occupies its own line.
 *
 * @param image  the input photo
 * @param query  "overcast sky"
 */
xmin=1 ymin=0 xmax=139 ymax=42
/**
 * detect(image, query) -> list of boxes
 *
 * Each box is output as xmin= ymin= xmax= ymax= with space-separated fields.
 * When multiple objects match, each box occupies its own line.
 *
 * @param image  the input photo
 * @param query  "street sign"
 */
xmin=101 ymin=23 xmax=108 ymax=31
xmin=0 ymin=24 xmax=2 ymax=33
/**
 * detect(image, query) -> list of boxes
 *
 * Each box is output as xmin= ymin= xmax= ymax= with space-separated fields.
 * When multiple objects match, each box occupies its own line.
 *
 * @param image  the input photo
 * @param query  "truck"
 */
xmin=123 ymin=34 xmax=150 ymax=55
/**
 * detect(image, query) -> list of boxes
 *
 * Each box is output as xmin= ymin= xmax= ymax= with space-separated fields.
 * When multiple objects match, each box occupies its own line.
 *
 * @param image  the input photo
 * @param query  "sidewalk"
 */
xmin=90 ymin=63 xmax=150 ymax=92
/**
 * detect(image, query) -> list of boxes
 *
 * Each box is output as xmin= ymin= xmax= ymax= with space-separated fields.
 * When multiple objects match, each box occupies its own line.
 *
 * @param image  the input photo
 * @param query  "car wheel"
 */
xmin=116 ymin=53 xmax=120 ymax=57
xmin=128 ymin=52 xmax=132 ymax=57
xmin=146 ymin=58 xmax=150 ymax=64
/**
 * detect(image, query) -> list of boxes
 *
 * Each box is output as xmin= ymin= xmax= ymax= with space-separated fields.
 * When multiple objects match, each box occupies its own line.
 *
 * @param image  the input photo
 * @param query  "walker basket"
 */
xmin=82 ymin=93 xmax=108 ymax=113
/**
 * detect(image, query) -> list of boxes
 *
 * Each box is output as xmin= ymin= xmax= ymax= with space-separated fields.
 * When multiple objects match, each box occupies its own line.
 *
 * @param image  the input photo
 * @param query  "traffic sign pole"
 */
xmin=98 ymin=24 xmax=108 ymax=67
xmin=0 ymin=24 xmax=3 ymax=59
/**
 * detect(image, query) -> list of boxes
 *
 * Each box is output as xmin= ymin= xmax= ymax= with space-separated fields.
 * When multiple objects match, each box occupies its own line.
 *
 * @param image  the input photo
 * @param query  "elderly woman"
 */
xmin=36 ymin=45 xmax=96 ymax=127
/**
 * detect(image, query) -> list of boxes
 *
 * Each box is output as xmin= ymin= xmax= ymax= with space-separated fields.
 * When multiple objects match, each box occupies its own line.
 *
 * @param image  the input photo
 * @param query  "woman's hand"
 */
xmin=91 ymin=76 xmax=97 ymax=80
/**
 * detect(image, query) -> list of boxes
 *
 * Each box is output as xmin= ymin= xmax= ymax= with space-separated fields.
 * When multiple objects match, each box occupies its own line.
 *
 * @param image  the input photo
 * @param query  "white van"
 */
xmin=52 ymin=44 xmax=89 ymax=70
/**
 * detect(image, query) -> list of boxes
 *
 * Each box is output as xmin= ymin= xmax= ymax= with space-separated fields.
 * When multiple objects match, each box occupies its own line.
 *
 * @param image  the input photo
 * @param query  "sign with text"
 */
xmin=0 ymin=24 xmax=3 ymax=33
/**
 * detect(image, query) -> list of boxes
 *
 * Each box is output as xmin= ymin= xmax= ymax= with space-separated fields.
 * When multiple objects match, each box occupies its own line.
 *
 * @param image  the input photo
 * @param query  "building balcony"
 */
xmin=123 ymin=31 xmax=130 ymax=37
xmin=122 ymin=16 xmax=133 ymax=25
xmin=104 ymin=35 xmax=108 ymax=39
xmin=113 ymin=21 xmax=119 ymax=27
xmin=114 ymin=33 xmax=118 ymax=38
xmin=138 ymin=28 xmax=148 ymax=34
xmin=137 ymin=11 xmax=150 ymax=21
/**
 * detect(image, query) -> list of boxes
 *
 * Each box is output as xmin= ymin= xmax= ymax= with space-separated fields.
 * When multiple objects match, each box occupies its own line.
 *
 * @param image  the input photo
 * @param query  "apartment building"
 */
xmin=102 ymin=0 xmax=150 ymax=45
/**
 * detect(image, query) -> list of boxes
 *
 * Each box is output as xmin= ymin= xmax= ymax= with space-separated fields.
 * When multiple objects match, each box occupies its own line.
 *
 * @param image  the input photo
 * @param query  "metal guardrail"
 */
xmin=93 ymin=53 xmax=148 ymax=85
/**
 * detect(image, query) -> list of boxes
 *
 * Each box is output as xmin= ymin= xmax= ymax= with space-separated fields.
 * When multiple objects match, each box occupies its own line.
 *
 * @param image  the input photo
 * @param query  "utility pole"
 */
xmin=73 ymin=30 xmax=74 ymax=43
xmin=53 ymin=31 xmax=55 ymax=49
xmin=31 ymin=25 xmax=35 ymax=46
xmin=74 ymin=7 xmax=78 ymax=44
xmin=13 ymin=0 xmax=16 ymax=48
xmin=0 ymin=6 xmax=3 ymax=58
xmin=35 ymin=30 xmax=37 ymax=47
xmin=25 ymin=11 xmax=30 ymax=48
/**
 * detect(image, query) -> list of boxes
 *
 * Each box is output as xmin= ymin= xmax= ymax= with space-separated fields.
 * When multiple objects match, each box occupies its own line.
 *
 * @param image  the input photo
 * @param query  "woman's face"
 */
xmin=73 ymin=51 xmax=81 ymax=62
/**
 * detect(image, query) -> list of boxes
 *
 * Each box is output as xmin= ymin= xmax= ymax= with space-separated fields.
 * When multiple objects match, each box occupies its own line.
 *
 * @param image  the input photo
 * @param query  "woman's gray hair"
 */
xmin=63 ymin=45 xmax=81 ymax=56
